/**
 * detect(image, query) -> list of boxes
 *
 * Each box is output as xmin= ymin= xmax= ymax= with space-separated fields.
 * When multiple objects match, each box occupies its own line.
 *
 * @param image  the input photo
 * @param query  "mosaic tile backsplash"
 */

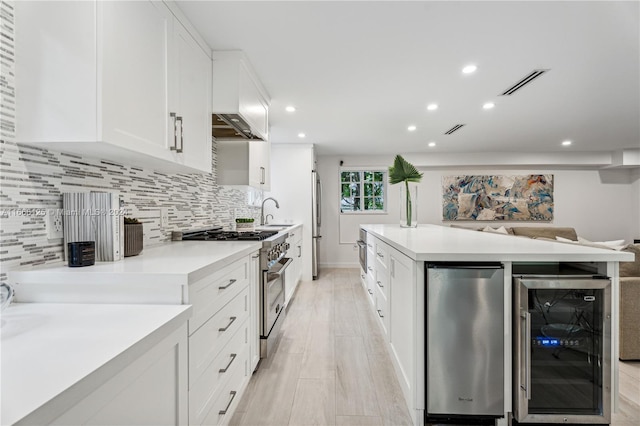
xmin=0 ymin=1 xmax=258 ymax=282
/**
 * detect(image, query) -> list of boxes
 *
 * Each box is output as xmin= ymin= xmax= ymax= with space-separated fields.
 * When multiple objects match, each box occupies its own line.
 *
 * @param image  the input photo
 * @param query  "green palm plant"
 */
xmin=388 ymin=155 xmax=423 ymax=226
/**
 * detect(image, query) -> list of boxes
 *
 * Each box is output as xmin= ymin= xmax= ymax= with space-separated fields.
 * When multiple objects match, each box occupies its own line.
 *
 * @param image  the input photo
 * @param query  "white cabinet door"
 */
xmin=172 ymin=22 xmax=212 ymax=173
xmin=250 ymin=251 xmax=260 ymax=372
xmin=249 ymin=140 xmax=271 ymax=190
xmin=389 ymin=248 xmax=415 ymax=404
xmin=100 ymin=0 xmax=171 ymax=158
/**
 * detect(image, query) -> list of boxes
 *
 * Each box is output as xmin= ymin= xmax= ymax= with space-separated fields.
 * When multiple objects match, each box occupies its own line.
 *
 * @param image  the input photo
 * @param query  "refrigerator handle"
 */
xmin=316 ymin=177 xmax=322 ymax=227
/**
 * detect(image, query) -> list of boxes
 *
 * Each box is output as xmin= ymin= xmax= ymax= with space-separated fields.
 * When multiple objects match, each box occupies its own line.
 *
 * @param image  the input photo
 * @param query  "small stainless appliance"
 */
xmin=356 ymin=228 xmax=367 ymax=272
xmin=174 ymin=226 xmax=291 ymax=359
xmin=425 ymin=263 xmax=504 ymax=422
xmin=513 ymin=275 xmax=611 ymax=424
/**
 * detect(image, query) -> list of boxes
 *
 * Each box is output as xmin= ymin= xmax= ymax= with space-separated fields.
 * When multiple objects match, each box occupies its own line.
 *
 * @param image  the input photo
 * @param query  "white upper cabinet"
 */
xmin=217 ymin=140 xmax=271 ymax=191
xmin=212 ymin=51 xmax=270 ymax=142
xmin=15 ymin=0 xmax=212 ymax=174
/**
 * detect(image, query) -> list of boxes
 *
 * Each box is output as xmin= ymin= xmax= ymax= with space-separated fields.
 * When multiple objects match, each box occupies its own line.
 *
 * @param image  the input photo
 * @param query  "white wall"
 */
xmin=318 ymin=154 xmax=640 ymax=268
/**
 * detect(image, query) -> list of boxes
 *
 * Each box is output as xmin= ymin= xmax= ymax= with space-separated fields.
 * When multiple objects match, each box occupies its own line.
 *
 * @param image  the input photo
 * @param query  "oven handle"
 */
xmin=356 ymin=240 xmax=366 ymax=248
xmin=267 ymin=257 xmax=293 ymax=279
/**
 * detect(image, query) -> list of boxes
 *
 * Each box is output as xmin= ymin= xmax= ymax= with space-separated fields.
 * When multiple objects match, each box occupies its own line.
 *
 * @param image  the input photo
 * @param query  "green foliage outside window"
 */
xmin=341 ymin=170 xmax=385 ymax=213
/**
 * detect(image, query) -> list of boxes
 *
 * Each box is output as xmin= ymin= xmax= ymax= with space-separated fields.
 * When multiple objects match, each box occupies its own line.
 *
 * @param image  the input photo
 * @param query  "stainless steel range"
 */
xmin=173 ymin=226 xmax=291 ymax=359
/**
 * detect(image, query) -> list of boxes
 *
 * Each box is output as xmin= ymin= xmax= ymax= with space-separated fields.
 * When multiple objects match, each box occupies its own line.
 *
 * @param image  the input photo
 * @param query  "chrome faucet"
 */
xmin=260 ymin=197 xmax=280 ymax=225
xmin=265 ymin=214 xmax=274 ymax=225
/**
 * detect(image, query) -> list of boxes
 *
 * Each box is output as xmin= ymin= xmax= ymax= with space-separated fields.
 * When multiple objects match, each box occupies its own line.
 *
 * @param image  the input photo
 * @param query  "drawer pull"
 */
xmin=367 ymin=266 xmax=373 ymax=271
xmin=377 ymin=309 xmax=384 ymax=318
xmin=218 ymin=390 xmax=237 ymax=415
xmin=218 ymin=316 xmax=237 ymax=332
xmin=219 ymin=278 xmax=237 ymax=290
xmin=377 ymin=252 xmax=384 ymax=259
xmin=377 ymin=280 xmax=384 ymax=288
xmin=219 ymin=353 xmax=237 ymax=373
xmin=368 ymin=289 xmax=373 ymax=295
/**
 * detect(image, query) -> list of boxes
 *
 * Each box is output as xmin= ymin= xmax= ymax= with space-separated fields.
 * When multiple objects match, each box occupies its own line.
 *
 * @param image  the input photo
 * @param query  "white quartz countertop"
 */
xmin=362 ymin=224 xmax=635 ymax=262
xmin=1 ymin=303 xmax=192 ymax=426
xmin=8 ymin=240 xmax=262 ymax=287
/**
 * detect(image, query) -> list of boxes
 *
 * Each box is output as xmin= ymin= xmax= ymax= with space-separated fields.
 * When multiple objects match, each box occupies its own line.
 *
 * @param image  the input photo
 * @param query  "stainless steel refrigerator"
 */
xmin=311 ymin=170 xmax=322 ymax=279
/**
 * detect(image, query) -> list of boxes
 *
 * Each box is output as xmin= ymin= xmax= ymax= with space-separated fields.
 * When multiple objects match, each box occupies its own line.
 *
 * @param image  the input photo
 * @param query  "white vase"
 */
xmin=400 ymin=182 xmax=418 ymax=228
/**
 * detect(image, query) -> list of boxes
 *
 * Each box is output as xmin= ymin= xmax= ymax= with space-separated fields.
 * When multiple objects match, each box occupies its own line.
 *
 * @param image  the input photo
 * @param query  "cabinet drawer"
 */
xmin=190 ymin=317 xmax=249 ymax=425
xmin=375 ymin=241 xmax=389 ymax=270
xmin=375 ymin=287 xmax=389 ymax=336
xmin=201 ymin=345 xmax=250 ymax=426
xmin=375 ymin=268 xmax=389 ymax=301
xmin=188 ymin=256 xmax=250 ymax=335
xmin=189 ymin=286 xmax=250 ymax=385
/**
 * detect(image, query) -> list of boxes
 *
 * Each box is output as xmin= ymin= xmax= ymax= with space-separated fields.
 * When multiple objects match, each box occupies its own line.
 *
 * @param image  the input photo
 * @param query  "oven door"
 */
xmin=262 ymin=257 xmax=292 ymax=337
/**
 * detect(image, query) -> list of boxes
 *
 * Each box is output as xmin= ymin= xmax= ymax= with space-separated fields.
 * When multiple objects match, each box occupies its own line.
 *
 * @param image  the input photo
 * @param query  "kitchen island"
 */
xmin=360 ymin=224 xmax=633 ymax=426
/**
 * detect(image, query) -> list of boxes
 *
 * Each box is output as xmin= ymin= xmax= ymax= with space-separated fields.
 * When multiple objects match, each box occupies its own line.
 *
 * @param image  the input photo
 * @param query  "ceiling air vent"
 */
xmin=500 ymin=69 xmax=549 ymax=96
xmin=444 ymin=124 xmax=465 ymax=135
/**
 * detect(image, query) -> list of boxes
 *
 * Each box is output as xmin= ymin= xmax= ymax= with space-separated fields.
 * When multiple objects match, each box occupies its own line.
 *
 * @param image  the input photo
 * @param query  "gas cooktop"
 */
xmin=172 ymin=227 xmax=278 ymax=241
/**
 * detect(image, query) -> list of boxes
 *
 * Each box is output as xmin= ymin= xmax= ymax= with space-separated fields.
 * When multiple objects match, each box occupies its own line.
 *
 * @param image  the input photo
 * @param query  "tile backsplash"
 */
xmin=0 ymin=0 xmax=258 ymax=281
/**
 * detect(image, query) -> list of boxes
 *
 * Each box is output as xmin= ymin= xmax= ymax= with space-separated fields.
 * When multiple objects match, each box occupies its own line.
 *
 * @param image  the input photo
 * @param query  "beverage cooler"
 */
xmin=513 ymin=275 xmax=611 ymax=424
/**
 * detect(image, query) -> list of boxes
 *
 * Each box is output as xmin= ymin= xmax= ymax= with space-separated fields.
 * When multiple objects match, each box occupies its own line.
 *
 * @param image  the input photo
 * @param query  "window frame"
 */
xmin=339 ymin=167 xmax=388 ymax=214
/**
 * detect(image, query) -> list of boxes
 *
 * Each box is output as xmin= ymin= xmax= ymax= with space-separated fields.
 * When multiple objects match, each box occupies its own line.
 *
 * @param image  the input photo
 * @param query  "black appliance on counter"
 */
xmin=173 ymin=226 xmax=291 ymax=360
xmin=513 ymin=274 xmax=611 ymax=424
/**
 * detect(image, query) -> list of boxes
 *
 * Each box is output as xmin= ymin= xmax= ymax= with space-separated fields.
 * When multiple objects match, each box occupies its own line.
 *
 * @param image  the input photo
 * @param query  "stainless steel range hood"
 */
xmin=212 ymin=113 xmax=264 ymax=141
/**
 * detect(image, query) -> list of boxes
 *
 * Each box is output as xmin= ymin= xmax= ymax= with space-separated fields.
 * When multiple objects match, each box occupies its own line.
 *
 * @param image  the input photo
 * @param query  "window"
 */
xmin=340 ymin=170 xmax=386 ymax=213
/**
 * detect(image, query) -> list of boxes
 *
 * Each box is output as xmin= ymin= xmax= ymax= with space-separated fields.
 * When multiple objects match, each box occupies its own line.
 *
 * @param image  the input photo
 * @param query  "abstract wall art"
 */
xmin=442 ymin=175 xmax=554 ymax=221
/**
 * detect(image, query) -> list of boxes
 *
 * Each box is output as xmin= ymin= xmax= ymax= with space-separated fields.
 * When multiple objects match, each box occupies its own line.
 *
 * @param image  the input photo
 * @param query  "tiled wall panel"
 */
xmin=0 ymin=1 xmax=258 ymax=282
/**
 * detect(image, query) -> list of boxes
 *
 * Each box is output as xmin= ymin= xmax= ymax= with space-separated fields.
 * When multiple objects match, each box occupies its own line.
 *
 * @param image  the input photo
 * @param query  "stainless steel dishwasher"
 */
xmin=426 ymin=262 xmax=505 ymax=422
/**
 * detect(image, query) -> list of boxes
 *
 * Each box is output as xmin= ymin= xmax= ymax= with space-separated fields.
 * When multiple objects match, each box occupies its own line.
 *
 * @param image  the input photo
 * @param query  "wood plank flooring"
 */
xmin=231 ymin=268 xmax=639 ymax=426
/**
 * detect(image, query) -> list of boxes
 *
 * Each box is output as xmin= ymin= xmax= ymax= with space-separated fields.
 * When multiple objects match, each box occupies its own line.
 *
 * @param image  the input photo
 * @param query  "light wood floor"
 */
xmin=231 ymin=268 xmax=640 ymax=426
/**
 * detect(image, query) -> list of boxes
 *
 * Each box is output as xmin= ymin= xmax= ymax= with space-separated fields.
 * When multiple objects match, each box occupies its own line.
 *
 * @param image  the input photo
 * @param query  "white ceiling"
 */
xmin=177 ymin=1 xmax=640 ymax=157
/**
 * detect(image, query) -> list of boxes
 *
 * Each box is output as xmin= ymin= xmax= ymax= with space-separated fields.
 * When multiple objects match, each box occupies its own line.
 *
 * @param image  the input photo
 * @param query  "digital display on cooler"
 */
xmin=536 ymin=337 xmax=559 ymax=346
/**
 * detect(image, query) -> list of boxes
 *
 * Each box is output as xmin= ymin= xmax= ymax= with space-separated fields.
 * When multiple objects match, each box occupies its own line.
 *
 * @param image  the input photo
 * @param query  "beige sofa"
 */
xmin=453 ymin=225 xmax=640 ymax=360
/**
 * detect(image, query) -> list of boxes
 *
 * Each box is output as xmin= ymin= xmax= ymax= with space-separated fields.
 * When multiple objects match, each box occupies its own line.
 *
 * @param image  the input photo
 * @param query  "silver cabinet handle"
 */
xmin=377 ymin=252 xmax=384 ymax=259
xmin=260 ymin=166 xmax=265 ymax=185
xmin=377 ymin=309 xmax=384 ymax=318
xmin=367 ymin=289 xmax=373 ymax=295
xmin=297 ymin=245 xmax=301 ymax=258
xmin=218 ymin=316 xmax=237 ymax=332
xmin=170 ymin=112 xmax=178 ymax=151
xmin=218 ymin=391 xmax=237 ymax=415
xmin=219 ymin=353 xmax=237 ymax=373
xmin=367 ymin=266 xmax=373 ymax=271
xmin=219 ymin=278 xmax=237 ymax=290
xmin=176 ymin=116 xmax=183 ymax=153
xmin=377 ymin=280 xmax=383 ymax=288
xmin=361 ymin=274 xmax=365 ymax=280
xmin=367 ymin=243 xmax=372 ymax=248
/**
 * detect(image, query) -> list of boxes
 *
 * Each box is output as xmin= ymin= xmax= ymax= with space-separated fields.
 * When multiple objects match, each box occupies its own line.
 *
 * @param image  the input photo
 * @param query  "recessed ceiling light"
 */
xmin=298 ymin=133 xmax=306 ymax=138
xmin=462 ymin=64 xmax=477 ymax=74
xmin=428 ymin=142 xmax=436 ymax=147
xmin=427 ymin=104 xmax=438 ymax=111
xmin=285 ymin=106 xmax=296 ymax=112
xmin=483 ymin=102 xmax=495 ymax=109
xmin=562 ymin=140 xmax=572 ymax=146
xmin=407 ymin=125 xmax=417 ymax=131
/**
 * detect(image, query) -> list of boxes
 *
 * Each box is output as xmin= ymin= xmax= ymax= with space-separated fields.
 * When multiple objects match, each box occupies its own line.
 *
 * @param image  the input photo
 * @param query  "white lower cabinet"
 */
xmin=285 ymin=225 xmax=303 ymax=305
xmin=187 ymin=253 xmax=258 ymax=425
xmin=50 ymin=323 xmax=189 ymax=426
xmin=364 ymin=234 xmax=417 ymax=422
xmin=389 ymin=248 xmax=416 ymax=407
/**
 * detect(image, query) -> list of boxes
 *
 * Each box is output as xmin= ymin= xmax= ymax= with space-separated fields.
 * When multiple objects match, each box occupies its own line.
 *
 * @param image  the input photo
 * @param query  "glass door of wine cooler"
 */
xmin=513 ymin=276 xmax=611 ymax=424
